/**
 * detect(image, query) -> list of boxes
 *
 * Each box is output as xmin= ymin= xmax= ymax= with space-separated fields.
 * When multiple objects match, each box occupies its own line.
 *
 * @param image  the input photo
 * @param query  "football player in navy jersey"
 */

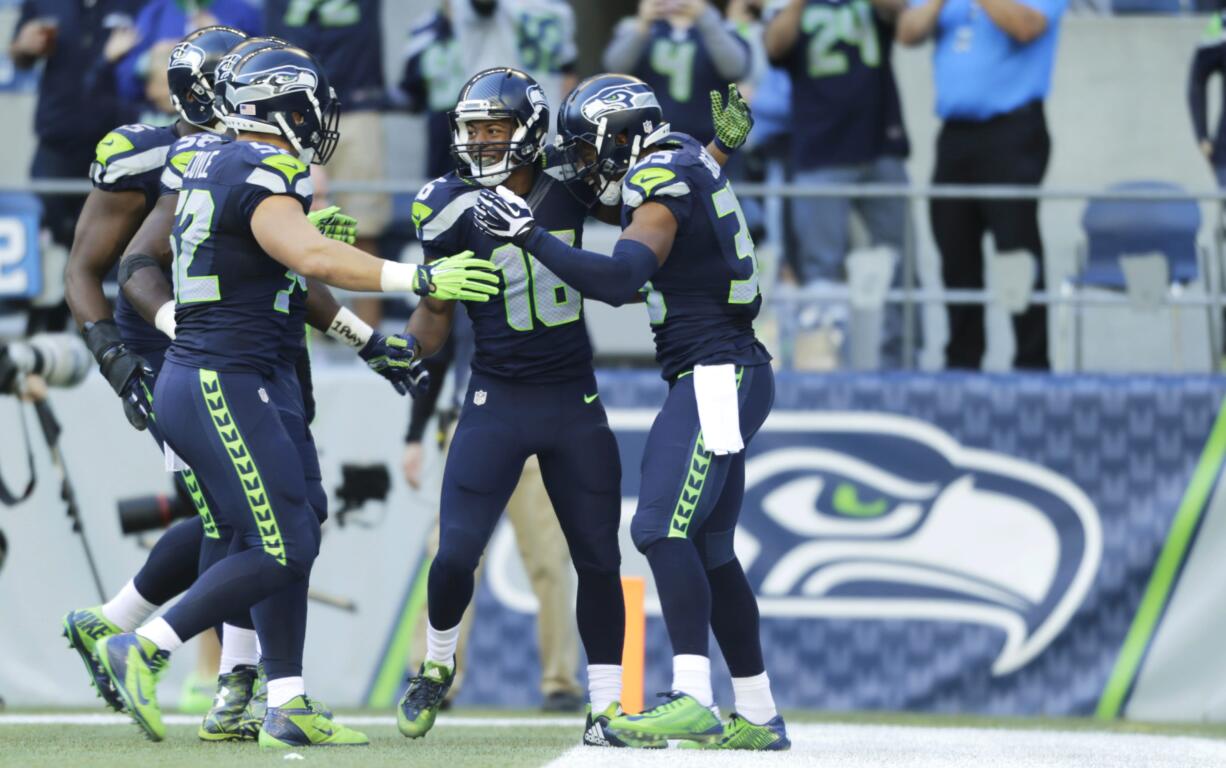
xmin=397 ymin=66 xmax=628 ymax=746
xmin=474 ymin=74 xmax=788 ymax=750
xmin=398 ymin=67 xmax=755 ymax=746
xmin=60 ymin=30 xmax=405 ymax=743
xmin=94 ymin=45 xmax=499 ymax=748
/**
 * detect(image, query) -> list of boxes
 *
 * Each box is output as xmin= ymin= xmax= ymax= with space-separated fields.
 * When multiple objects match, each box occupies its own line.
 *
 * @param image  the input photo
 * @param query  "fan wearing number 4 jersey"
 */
xmin=472 ymin=73 xmax=787 ymax=752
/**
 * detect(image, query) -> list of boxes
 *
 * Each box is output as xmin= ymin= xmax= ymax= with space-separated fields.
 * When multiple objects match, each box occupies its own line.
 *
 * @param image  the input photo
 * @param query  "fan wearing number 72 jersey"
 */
xmin=472 ymin=73 xmax=788 ymax=751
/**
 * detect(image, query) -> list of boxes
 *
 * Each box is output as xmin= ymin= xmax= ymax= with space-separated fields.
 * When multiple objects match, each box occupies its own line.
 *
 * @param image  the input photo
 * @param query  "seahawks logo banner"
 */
xmin=460 ymin=373 xmax=1226 ymax=717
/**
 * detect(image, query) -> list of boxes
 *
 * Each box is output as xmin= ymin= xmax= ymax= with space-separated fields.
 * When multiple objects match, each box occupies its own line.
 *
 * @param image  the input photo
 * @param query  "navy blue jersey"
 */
xmin=265 ymin=0 xmax=385 ymax=110
xmin=620 ymin=133 xmax=771 ymax=380
xmin=629 ymin=20 xmax=749 ymax=144
xmin=91 ymin=122 xmax=179 ymax=361
xmin=165 ymin=140 xmax=313 ymax=375
xmin=400 ymin=11 xmax=466 ymax=178
xmin=413 ymin=147 xmax=595 ymax=383
xmin=765 ymin=0 xmax=908 ymax=169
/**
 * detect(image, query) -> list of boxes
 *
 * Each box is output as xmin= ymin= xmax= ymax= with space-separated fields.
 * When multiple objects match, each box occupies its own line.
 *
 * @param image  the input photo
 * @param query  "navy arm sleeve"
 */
xmin=521 ymin=228 xmax=658 ymax=307
xmin=1190 ymin=45 xmax=1221 ymax=143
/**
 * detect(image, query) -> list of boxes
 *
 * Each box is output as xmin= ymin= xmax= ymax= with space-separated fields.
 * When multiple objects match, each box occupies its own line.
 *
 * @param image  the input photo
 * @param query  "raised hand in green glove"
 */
xmin=710 ymin=83 xmax=754 ymax=154
xmin=308 ymin=205 xmax=359 ymax=245
xmin=412 ymin=250 xmax=501 ymax=302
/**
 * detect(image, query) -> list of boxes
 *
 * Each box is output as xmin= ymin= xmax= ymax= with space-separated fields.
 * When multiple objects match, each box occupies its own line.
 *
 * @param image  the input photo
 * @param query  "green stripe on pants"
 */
xmin=181 ymin=468 xmax=219 ymax=539
xmin=198 ymin=369 xmax=286 ymax=565
xmin=668 ymin=432 xmax=712 ymax=539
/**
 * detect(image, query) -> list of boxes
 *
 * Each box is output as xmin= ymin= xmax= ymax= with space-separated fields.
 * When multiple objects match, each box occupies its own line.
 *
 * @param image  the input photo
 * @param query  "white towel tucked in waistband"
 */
xmin=694 ymin=364 xmax=743 ymax=456
xmin=164 ymin=441 xmax=189 ymax=472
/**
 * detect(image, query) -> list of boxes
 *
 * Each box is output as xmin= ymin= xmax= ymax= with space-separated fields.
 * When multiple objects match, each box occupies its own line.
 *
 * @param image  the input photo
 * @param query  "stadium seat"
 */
xmin=1068 ymin=180 xmax=1216 ymax=371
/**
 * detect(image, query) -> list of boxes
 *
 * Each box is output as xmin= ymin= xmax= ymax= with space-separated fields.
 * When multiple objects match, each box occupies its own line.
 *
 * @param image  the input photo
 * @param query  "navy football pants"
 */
xmin=153 ymin=360 xmax=324 ymax=679
xmin=631 ymin=363 xmax=774 ymax=676
xmin=427 ymin=372 xmax=625 ymax=665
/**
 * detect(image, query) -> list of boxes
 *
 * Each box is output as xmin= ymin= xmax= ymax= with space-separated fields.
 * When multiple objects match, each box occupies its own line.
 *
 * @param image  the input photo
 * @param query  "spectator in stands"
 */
xmin=602 ymin=0 xmax=752 ymax=144
xmin=266 ymin=0 xmax=388 ymax=324
xmin=764 ymin=0 xmax=912 ymax=369
xmin=401 ymin=0 xmax=577 ymax=175
xmin=9 ymin=1 xmax=145 ymax=331
xmin=115 ymin=0 xmax=261 ymax=118
xmin=401 ymin=3 xmax=468 ymax=181
xmin=898 ymin=0 xmax=1063 ymax=370
xmin=1189 ymin=9 xmax=1226 ymax=187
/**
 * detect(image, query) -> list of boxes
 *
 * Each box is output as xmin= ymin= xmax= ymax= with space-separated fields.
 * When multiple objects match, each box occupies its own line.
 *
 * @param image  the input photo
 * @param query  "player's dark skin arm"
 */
xmin=407 ymin=292 xmax=457 ymax=359
xmin=118 ymin=193 xmax=177 ymax=324
xmin=64 ymin=188 xmax=150 ymax=328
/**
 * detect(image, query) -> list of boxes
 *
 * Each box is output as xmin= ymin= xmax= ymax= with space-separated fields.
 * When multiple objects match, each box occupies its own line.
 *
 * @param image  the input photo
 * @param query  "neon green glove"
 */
xmin=710 ymin=84 xmax=754 ymax=154
xmin=413 ymin=250 xmax=501 ymax=302
xmin=308 ymin=205 xmax=358 ymax=245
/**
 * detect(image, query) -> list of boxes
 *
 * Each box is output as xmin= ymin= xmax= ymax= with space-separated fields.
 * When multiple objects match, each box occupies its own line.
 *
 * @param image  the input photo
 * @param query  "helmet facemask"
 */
xmin=168 ymin=43 xmax=224 ymax=132
xmin=563 ymin=116 xmax=670 ymax=206
xmin=450 ymin=97 xmax=546 ymax=187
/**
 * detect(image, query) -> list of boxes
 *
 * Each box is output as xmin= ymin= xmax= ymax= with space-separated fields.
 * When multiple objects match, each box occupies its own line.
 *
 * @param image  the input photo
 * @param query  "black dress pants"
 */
xmin=931 ymin=100 xmax=1051 ymax=370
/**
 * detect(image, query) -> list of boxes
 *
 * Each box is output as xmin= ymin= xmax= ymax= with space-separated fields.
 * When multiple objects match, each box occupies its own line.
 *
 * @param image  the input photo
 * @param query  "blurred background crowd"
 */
xmin=2 ymin=0 xmax=1225 ymax=378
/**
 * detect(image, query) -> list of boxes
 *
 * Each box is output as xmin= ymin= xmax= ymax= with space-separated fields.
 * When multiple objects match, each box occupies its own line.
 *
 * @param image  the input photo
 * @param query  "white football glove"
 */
xmin=473 ymin=186 xmax=537 ymax=246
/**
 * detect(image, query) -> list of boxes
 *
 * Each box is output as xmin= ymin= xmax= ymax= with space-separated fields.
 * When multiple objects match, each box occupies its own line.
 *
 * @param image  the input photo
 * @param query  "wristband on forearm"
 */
xmin=325 ymin=305 xmax=374 ymax=349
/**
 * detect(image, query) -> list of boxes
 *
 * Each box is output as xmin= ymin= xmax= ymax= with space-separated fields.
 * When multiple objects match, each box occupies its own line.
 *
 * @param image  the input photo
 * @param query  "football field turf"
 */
xmin=3 ymin=711 xmax=1226 ymax=767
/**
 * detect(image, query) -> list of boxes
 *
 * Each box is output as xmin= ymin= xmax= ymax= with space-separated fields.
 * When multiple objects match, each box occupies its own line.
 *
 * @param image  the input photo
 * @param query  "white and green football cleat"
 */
xmin=583 ymin=701 xmax=631 ymax=747
xmin=62 ymin=606 xmax=124 ymax=712
xmin=396 ymin=660 xmax=454 ymax=738
xmin=258 ymin=695 xmax=369 ymax=749
xmin=605 ymin=691 xmax=723 ymax=748
xmin=95 ymin=633 xmax=170 ymax=741
xmin=198 ymin=664 xmax=260 ymax=742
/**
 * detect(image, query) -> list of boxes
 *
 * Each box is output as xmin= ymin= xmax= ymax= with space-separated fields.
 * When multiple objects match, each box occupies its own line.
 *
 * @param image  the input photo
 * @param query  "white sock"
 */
xmin=732 ymin=672 xmax=778 ymax=724
xmin=672 ymin=654 xmax=713 ymax=708
xmin=135 ymin=617 xmax=183 ymax=653
xmin=219 ymin=625 xmax=259 ymax=674
xmin=425 ymin=621 xmax=459 ymax=668
xmin=587 ymin=665 xmax=622 ymax=713
xmin=266 ymin=676 xmax=305 ymax=708
xmin=101 ymin=579 xmax=158 ymax=631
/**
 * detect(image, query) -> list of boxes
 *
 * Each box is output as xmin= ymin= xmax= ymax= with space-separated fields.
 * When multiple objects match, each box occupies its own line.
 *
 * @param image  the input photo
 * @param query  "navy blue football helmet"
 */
xmin=223 ymin=46 xmax=340 ymax=165
xmin=167 ymin=26 xmax=248 ymax=130
xmin=449 ymin=67 xmax=550 ymax=187
xmin=211 ymin=36 xmax=290 ymax=123
xmin=557 ymin=74 xmax=668 ymax=205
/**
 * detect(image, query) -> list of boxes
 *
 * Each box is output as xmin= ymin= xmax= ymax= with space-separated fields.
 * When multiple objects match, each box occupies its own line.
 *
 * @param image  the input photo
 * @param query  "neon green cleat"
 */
xmin=95 ymin=633 xmax=169 ymax=741
xmin=605 ymin=691 xmax=723 ymax=748
xmin=198 ymin=665 xmax=260 ymax=742
xmin=178 ymin=671 xmax=215 ymax=714
xmin=258 ymin=695 xmax=369 ymax=749
xmin=679 ymin=712 xmax=791 ymax=750
xmin=62 ymin=606 xmax=123 ymax=712
xmin=396 ymin=660 xmax=454 ymax=739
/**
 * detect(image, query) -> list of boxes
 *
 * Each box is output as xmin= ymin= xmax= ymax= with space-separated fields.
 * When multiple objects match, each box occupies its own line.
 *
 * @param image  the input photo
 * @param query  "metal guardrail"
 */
xmin=12 ymin=178 xmax=1226 ymax=201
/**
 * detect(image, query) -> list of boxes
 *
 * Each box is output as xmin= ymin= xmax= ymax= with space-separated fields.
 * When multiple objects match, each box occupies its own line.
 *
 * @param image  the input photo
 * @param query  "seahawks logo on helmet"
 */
xmin=579 ymin=85 xmax=660 ymax=124
xmin=214 ymin=53 xmax=240 ymax=84
xmin=526 ymin=83 xmax=547 ymax=113
xmin=169 ymin=42 xmax=206 ymax=71
xmin=239 ymin=65 xmax=319 ymax=94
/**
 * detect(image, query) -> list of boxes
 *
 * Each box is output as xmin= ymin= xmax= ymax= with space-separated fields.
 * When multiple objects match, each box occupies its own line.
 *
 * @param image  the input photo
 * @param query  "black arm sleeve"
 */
xmin=1189 ymin=45 xmax=1222 ymax=142
xmin=406 ymin=334 xmax=455 ymax=443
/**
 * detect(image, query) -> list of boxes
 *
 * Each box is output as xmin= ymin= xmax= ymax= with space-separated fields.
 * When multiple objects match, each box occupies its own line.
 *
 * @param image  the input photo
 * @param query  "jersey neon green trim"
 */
xmin=411 ymin=201 xmax=433 ymax=230
xmin=629 ymin=166 xmax=678 ymax=197
xmin=95 ymin=132 xmax=136 ymax=166
xmin=262 ymin=154 xmax=308 ymax=183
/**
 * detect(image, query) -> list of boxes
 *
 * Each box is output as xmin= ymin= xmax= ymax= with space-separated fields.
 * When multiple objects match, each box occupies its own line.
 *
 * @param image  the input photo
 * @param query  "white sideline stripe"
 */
xmin=0 ymin=714 xmax=575 ymax=728
xmin=546 ymin=724 xmax=1226 ymax=768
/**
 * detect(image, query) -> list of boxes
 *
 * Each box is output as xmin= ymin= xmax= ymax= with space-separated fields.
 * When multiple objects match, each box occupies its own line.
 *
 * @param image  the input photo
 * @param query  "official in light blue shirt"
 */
xmin=898 ymin=0 xmax=1062 ymax=371
xmin=923 ymin=0 xmax=1066 ymax=120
